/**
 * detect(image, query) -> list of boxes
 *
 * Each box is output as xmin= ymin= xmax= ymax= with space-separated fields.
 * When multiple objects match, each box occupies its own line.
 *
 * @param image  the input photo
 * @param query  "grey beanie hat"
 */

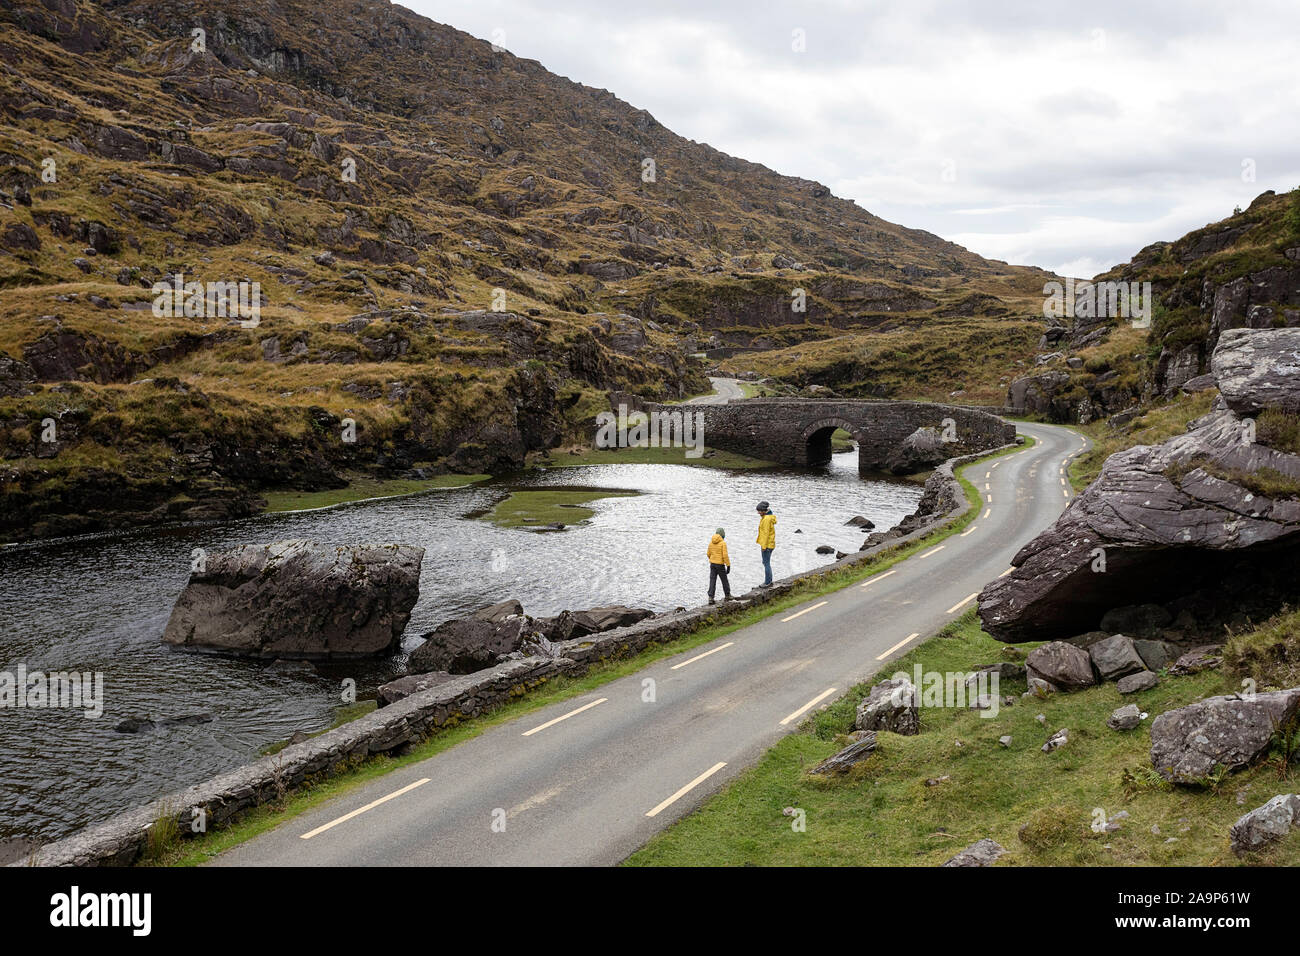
xmin=715 ymin=527 xmax=725 ymax=537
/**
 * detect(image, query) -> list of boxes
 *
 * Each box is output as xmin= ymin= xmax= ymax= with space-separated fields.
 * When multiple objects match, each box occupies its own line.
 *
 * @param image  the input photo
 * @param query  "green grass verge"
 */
xmin=153 ymin=436 xmax=1033 ymax=866
xmin=480 ymin=488 xmax=641 ymax=528
xmin=262 ymin=473 xmax=491 ymax=513
xmin=625 ymin=611 xmax=1300 ymax=867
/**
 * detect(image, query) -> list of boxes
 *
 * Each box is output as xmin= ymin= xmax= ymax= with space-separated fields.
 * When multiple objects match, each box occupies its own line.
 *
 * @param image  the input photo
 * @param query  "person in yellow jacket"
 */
xmin=756 ymin=500 xmax=776 ymax=586
xmin=706 ymin=528 xmax=732 ymax=604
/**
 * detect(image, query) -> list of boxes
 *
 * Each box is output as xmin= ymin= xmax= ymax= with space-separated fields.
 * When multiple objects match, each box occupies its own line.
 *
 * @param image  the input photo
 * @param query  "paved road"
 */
xmin=214 ymin=421 xmax=1087 ymax=866
xmin=683 ymin=376 xmax=744 ymax=404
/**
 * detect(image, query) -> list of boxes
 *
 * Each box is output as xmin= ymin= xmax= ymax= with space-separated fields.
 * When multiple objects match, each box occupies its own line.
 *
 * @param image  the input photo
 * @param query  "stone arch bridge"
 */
xmin=610 ymin=394 xmax=1016 ymax=475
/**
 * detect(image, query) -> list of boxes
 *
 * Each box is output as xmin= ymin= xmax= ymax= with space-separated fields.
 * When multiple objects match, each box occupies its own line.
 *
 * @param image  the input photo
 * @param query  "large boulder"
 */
xmin=855 ymin=677 xmax=920 ymax=735
xmin=1025 ymin=641 xmax=1096 ymax=690
xmin=161 ymin=540 xmax=423 ymax=660
xmin=1149 ymin=688 xmax=1300 ymax=783
xmin=884 ymin=426 xmax=947 ymax=475
xmin=1229 ymin=794 xmax=1300 ymax=856
xmin=408 ymin=601 xmax=530 ymax=674
xmin=1212 ymin=327 xmax=1300 ymax=415
xmin=979 ymin=330 xmax=1300 ymax=644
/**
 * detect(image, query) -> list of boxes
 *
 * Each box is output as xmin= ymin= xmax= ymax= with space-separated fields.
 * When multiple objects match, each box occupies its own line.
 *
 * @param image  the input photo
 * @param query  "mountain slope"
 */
xmin=0 ymin=0 xmax=1050 ymax=541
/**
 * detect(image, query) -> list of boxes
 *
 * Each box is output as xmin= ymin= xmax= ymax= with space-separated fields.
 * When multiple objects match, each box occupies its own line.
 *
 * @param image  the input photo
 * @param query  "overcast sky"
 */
xmin=410 ymin=0 xmax=1300 ymax=278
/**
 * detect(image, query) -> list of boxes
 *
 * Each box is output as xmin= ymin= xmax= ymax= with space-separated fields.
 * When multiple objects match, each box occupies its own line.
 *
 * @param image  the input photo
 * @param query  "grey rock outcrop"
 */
xmin=855 ymin=677 xmax=920 ymax=735
xmin=980 ymin=328 xmax=1300 ymax=644
xmin=808 ymin=733 xmax=877 ymax=775
xmin=942 ymin=838 xmax=1006 ymax=867
xmin=1212 ymin=327 xmax=1300 ymax=415
xmin=1149 ymin=688 xmax=1300 ymax=783
xmin=1229 ymin=794 xmax=1300 ymax=856
xmin=162 ymin=540 xmax=423 ymax=659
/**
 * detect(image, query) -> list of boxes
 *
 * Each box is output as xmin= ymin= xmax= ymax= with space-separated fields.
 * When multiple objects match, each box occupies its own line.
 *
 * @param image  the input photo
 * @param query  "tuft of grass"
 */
xmin=1225 ymin=606 xmax=1300 ymax=690
xmin=1256 ymin=408 xmax=1300 ymax=455
xmin=141 ymin=805 xmax=182 ymax=864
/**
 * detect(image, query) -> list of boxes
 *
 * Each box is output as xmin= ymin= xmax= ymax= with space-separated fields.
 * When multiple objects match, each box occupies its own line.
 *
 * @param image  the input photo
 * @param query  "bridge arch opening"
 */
xmin=800 ymin=417 xmax=866 ymax=469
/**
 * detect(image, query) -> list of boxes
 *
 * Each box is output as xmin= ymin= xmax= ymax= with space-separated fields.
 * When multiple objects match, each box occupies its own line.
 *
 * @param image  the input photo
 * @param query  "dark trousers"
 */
xmin=708 ymin=563 xmax=731 ymax=599
xmin=761 ymin=548 xmax=774 ymax=585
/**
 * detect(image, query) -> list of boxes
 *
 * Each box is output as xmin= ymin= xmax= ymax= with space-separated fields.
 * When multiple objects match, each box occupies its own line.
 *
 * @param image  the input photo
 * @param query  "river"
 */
xmin=0 ymin=448 xmax=921 ymax=843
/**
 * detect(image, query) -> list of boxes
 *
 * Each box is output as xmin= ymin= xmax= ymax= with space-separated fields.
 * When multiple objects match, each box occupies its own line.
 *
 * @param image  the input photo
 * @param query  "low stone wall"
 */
xmin=21 ymin=441 xmax=1016 ymax=867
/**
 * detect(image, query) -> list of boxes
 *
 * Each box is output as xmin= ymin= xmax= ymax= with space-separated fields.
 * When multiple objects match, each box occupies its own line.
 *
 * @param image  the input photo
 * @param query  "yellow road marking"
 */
xmin=860 ymin=568 xmax=899 ymax=588
xmin=779 ymin=687 xmax=838 ymax=725
xmin=782 ymin=600 xmax=828 ymax=623
xmin=300 ymin=778 xmax=430 ymax=840
xmin=946 ymin=593 xmax=979 ymax=614
xmin=522 ymin=697 xmax=608 ymax=736
xmin=646 ymin=762 xmax=727 ymax=817
xmin=671 ymin=642 xmax=734 ymax=670
xmin=876 ymin=634 xmax=920 ymax=661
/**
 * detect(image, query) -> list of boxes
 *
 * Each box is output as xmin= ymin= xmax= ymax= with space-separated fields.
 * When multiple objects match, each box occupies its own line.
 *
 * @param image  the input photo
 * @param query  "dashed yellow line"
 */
xmin=671 ymin=642 xmax=734 ymax=670
xmin=860 ymin=568 xmax=899 ymax=588
xmin=876 ymin=633 xmax=920 ymax=661
xmin=782 ymin=600 xmax=828 ymax=623
xmin=300 ymin=778 xmax=430 ymax=840
xmin=946 ymin=593 xmax=979 ymax=614
xmin=522 ymin=697 xmax=608 ymax=736
xmin=779 ymin=687 xmax=838 ymax=725
xmin=645 ymin=762 xmax=727 ymax=817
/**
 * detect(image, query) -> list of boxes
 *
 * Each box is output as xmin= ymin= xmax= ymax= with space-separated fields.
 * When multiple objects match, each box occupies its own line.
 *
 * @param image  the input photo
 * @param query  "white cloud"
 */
xmin=409 ymin=0 xmax=1300 ymax=276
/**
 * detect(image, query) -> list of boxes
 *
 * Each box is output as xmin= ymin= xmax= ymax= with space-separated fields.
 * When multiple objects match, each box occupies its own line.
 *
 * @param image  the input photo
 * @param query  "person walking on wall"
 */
xmin=706 ymin=528 xmax=732 ymax=604
xmin=756 ymin=500 xmax=776 ymax=587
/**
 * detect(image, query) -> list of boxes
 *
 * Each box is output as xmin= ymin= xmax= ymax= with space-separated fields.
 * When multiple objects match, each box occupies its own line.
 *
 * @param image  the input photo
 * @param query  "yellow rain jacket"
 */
xmin=707 ymin=534 xmax=730 ymax=566
xmin=756 ymin=513 xmax=776 ymax=549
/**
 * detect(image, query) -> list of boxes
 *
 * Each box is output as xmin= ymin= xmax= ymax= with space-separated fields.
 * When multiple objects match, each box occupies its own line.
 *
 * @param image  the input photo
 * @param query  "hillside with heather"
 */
xmin=0 ymin=0 xmax=1056 ymax=542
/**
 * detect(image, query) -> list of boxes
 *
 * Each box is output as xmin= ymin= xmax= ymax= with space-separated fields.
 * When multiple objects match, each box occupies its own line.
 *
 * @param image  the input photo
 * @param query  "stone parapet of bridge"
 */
xmin=608 ymin=393 xmax=1016 ymax=474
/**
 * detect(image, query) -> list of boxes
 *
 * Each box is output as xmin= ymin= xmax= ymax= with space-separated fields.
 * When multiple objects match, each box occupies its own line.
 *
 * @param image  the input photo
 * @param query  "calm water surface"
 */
xmin=0 ymin=449 xmax=920 ymax=841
